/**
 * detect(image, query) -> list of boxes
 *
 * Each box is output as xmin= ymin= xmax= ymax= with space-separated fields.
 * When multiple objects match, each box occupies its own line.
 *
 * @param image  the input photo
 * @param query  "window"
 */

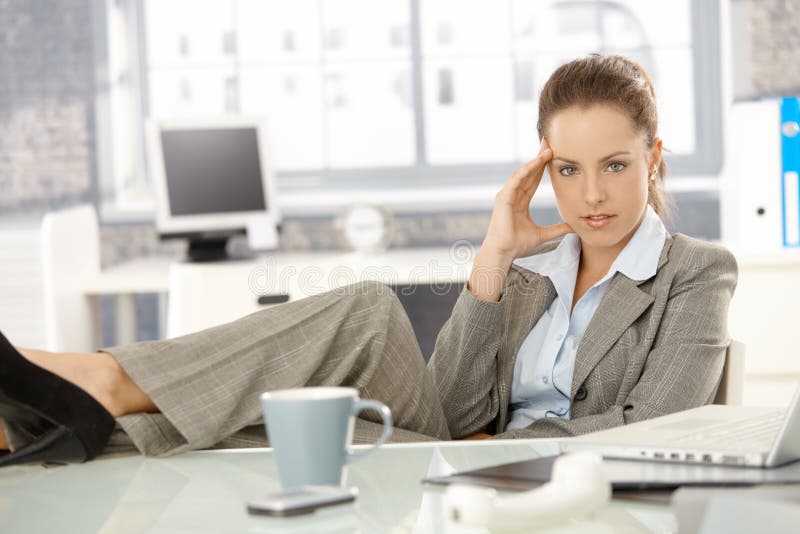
xmin=95 ymin=0 xmax=722 ymax=216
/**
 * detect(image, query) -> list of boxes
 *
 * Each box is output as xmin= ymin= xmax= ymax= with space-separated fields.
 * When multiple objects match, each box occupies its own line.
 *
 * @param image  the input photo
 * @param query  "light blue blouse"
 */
xmin=505 ymin=205 xmax=667 ymax=431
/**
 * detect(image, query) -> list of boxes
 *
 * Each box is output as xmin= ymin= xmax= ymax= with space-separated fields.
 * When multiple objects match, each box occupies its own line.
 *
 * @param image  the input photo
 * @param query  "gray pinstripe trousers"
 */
xmin=106 ymin=281 xmax=451 ymax=456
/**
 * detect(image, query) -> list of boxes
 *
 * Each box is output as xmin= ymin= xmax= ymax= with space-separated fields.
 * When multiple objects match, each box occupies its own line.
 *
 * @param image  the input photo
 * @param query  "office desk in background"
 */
xmin=0 ymin=439 xmax=677 ymax=533
xmin=82 ymin=257 xmax=171 ymax=346
xmin=82 ymin=247 xmax=472 ymax=354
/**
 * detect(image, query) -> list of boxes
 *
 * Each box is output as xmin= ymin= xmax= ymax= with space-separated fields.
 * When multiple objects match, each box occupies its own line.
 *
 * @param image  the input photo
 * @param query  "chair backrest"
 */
xmin=713 ymin=339 xmax=746 ymax=405
xmin=41 ymin=205 xmax=101 ymax=352
xmin=0 ymin=222 xmax=47 ymax=348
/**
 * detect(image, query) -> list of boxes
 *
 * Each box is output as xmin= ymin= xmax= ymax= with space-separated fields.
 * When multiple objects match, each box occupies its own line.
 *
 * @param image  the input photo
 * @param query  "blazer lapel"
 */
xmin=570 ymin=235 xmax=673 ymax=398
xmin=570 ymin=276 xmax=653 ymax=397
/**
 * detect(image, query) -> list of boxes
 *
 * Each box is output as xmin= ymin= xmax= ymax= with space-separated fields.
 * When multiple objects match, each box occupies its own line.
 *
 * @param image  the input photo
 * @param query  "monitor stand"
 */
xmin=160 ymin=230 xmax=250 ymax=263
xmin=186 ymin=235 xmax=231 ymax=262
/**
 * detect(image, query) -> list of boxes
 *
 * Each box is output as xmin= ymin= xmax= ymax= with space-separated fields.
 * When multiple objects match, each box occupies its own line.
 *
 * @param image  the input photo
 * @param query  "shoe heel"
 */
xmin=0 ymin=426 xmax=87 ymax=467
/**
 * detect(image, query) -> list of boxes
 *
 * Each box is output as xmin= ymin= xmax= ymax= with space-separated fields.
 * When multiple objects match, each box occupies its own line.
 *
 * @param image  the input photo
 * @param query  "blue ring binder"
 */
xmin=781 ymin=97 xmax=800 ymax=247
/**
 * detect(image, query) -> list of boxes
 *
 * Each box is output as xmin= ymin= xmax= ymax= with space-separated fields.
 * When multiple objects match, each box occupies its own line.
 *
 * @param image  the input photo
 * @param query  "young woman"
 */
xmin=0 ymin=54 xmax=737 ymax=464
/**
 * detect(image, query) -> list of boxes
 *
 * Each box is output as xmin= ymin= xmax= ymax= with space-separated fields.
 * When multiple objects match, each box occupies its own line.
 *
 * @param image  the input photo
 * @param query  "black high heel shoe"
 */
xmin=0 ymin=331 xmax=115 ymax=466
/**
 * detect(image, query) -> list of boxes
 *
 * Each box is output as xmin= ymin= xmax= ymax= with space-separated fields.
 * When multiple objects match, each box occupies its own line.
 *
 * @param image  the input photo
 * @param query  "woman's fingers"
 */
xmin=521 ymin=142 xmax=553 ymax=196
xmin=504 ymin=145 xmax=552 ymax=206
xmin=537 ymin=222 xmax=575 ymax=243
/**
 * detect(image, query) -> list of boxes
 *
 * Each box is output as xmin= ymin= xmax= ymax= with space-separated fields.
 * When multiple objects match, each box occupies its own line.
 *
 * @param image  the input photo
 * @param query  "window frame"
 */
xmin=93 ymin=0 xmax=724 ymax=219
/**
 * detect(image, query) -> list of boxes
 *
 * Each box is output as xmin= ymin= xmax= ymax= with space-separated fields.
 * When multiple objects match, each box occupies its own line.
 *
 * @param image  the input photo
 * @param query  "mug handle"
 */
xmin=346 ymin=400 xmax=393 ymax=464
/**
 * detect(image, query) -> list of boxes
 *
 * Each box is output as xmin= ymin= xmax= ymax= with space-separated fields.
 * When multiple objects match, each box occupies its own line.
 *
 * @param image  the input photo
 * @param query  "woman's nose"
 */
xmin=583 ymin=174 xmax=606 ymax=206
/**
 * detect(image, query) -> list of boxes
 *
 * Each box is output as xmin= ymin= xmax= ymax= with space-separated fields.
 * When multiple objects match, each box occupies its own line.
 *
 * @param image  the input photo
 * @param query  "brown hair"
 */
xmin=537 ymin=53 xmax=671 ymax=217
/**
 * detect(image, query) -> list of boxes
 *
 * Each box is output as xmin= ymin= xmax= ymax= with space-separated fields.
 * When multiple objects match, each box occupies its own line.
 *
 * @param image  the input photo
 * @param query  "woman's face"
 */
xmin=545 ymin=104 xmax=661 ymax=259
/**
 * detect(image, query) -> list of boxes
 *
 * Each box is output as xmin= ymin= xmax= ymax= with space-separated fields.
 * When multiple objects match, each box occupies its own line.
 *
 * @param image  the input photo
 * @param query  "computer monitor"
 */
xmin=147 ymin=117 xmax=281 ymax=262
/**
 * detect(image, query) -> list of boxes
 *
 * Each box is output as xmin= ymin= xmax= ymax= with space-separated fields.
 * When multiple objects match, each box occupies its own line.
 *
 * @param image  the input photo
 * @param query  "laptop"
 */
xmin=560 ymin=384 xmax=800 ymax=468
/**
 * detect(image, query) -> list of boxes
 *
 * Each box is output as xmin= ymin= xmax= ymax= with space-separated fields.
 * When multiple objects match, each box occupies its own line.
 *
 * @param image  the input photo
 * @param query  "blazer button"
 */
xmin=575 ymin=386 xmax=588 ymax=401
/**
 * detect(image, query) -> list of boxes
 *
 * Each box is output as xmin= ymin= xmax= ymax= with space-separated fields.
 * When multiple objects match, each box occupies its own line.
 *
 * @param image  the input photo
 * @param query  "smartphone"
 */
xmin=247 ymin=486 xmax=358 ymax=517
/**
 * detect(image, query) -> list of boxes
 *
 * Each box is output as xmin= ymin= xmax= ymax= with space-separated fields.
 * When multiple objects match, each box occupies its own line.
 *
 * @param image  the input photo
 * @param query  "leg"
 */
xmin=0 ymin=346 xmax=152 ymax=454
xmin=107 ymin=280 xmax=449 ymax=456
xmin=9 ymin=348 xmax=154 ymax=418
xmin=1 ymin=281 xmax=447 ymax=456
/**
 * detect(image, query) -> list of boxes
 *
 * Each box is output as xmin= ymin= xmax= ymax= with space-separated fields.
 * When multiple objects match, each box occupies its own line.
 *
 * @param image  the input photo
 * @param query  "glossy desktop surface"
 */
xmin=0 ymin=439 xmax=675 ymax=533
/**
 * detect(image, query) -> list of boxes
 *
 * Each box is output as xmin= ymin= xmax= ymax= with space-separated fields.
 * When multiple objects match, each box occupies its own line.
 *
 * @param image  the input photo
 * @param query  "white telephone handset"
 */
xmin=444 ymin=452 xmax=611 ymax=530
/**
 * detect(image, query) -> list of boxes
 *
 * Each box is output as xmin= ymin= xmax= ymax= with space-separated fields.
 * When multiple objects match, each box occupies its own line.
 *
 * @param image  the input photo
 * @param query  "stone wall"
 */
xmin=0 ymin=0 xmax=96 ymax=215
xmin=748 ymin=0 xmax=800 ymax=96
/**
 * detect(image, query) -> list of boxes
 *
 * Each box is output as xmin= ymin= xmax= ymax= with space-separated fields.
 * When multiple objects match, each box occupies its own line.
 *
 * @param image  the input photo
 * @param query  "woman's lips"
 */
xmin=581 ymin=214 xmax=615 ymax=229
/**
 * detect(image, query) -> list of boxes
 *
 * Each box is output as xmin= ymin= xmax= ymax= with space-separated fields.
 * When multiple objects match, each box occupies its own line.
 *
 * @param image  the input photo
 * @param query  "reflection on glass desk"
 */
xmin=0 ymin=440 xmax=676 ymax=533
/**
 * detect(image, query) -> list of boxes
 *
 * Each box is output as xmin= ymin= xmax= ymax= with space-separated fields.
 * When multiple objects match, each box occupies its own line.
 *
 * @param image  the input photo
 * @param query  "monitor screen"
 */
xmin=161 ymin=128 xmax=267 ymax=216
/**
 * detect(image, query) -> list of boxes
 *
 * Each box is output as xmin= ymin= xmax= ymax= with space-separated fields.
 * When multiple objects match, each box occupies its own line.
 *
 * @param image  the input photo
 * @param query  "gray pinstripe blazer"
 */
xmin=427 ymin=233 xmax=738 ymax=440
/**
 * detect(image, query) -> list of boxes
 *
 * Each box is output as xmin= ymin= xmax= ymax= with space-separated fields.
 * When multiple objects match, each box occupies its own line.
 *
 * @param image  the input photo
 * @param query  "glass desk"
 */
xmin=0 ymin=439 xmax=675 ymax=533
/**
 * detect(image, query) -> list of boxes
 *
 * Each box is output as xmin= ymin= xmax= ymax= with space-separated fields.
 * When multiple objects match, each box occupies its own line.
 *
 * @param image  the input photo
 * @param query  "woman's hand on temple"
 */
xmin=468 ymin=139 xmax=574 ymax=302
xmin=483 ymin=139 xmax=573 ymax=259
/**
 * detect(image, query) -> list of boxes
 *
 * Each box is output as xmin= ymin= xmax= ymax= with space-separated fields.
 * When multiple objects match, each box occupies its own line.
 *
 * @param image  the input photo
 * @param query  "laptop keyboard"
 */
xmin=671 ymin=412 xmax=784 ymax=451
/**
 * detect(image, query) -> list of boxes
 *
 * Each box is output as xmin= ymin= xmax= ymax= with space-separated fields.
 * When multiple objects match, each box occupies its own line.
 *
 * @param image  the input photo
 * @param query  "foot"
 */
xmin=14 ymin=348 xmax=157 ymax=418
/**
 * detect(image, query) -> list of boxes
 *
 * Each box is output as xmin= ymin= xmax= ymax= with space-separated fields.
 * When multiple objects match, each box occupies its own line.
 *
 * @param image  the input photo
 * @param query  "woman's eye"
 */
xmin=607 ymin=161 xmax=626 ymax=172
xmin=558 ymin=166 xmax=577 ymax=176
